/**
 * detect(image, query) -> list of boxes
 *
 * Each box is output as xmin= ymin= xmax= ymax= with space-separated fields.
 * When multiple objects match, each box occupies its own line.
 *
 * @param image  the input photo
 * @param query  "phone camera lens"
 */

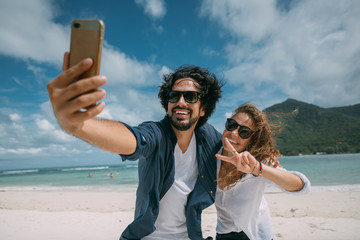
xmin=73 ymin=23 xmax=80 ymax=28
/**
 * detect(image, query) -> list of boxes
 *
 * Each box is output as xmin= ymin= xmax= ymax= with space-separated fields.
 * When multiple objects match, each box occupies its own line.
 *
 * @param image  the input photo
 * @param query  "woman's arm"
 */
xmin=216 ymin=138 xmax=305 ymax=192
xmin=256 ymin=164 xmax=305 ymax=192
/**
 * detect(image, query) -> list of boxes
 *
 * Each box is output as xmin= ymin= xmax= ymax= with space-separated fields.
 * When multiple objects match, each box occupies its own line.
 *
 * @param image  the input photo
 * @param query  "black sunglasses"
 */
xmin=168 ymin=91 xmax=201 ymax=104
xmin=225 ymin=118 xmax=256 ymax=139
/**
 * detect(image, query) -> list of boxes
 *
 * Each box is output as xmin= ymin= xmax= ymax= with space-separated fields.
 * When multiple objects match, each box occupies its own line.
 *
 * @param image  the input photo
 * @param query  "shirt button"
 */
xmin=201 ymin=175 xmax=204 ymax=178
xmin=210 ymin=191 xmax=213 ymax=194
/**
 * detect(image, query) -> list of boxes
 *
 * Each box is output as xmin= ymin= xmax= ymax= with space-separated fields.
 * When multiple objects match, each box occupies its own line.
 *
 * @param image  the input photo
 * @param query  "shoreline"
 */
xmin=0 ymin=186 xmax=360 ymax=239
xmin=1 ymin=183 xmax=360 ymax=192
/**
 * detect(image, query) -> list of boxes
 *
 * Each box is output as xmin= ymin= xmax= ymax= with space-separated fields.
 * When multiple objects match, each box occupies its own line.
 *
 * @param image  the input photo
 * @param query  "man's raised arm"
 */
xmin=47 ymin=52 xmax=136 ymax=155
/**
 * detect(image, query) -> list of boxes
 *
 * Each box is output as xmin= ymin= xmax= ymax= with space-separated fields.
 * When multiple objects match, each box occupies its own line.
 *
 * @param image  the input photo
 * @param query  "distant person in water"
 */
xmin=214 ymin=103 xmax=311 ymax=240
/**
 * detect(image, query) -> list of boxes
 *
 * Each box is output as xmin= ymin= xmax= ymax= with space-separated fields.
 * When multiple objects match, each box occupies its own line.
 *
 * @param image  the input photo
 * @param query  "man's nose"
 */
xmin=177 ymin=94 xmax=187 ymax=105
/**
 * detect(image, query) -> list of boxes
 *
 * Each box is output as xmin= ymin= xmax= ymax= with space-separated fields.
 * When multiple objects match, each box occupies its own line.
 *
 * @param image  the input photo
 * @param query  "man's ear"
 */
xmin=200 ymin=106 xmax=205 ymax=117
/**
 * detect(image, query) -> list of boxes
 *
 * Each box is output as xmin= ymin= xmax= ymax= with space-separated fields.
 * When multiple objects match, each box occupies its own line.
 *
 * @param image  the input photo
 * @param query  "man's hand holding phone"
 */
xmin=47 ymin=19 xmax=137 ymax=154
xmin=47 ymin=52 xmax=107 ymax=135
xmin=47 ymin=19 xmax=106 ymax=135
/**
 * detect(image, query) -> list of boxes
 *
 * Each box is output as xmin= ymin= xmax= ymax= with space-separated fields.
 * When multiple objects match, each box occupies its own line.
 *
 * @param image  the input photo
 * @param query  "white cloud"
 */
xmin=97 ymin=108 xmax=113 ymax=120
xmin=9 ymin=113 xmax=21 ymax=121
xmin=103 ymin=88 xmax=164 ymax=126
xmin=101 ymin=44 xmax=159 ymax=86
xmin=40 ymin=101 xmax=56 ymax=122
xmin=135 ymin=0 xmax=166 ymax=19
xmin=0 ymin=0 xmax=163 ymax=88
xmin=5 ymin=147 xmax=44 ymax=155
xmin=53 ymin=130 xmax=75 ymax=142
xmin=224 ymin=112 xmax=233 ymax=119
xmin=33 ymin=115 xmax=76 ymax=143
xmin=12 ymin=77 xmax=26 ymax=87
xmin=200 ymin=0 xmax=360 ymax=107
xmin=27 ymin=65 xmax=50 ymax=85
xmin=158 ymin=65 xmax=172 ymax=78
xmin=0 ymin=0 xmax=170 ymax=160
xmin=200 ymin=0 xmax=277 ymax=42
xmin=36 ymin=118 xmax=55 ymax=131
xmin=0 ymin=0 xmax=68 ymax=66
xmin=201 ymin=46 xmax=219 ymax=57
xmin=0 ymin=106 xmax=88 ymax=159
xmin=0 ymin=111 xmax=91 ymax=159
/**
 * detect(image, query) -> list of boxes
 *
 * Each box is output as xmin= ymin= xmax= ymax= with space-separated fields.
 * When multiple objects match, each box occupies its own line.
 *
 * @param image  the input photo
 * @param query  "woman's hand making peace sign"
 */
xmin=215 ymin=137 xmax=259 ymax=174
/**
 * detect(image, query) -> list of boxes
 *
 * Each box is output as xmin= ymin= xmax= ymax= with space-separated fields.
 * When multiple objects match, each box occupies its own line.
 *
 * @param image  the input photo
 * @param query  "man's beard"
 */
xmin=168 ymin=107 xmax=200 ymax=131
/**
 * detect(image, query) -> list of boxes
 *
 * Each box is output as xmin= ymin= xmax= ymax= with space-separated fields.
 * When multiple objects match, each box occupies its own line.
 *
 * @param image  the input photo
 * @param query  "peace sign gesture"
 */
xmin=216 ymin=137 xmax=258 ymax=174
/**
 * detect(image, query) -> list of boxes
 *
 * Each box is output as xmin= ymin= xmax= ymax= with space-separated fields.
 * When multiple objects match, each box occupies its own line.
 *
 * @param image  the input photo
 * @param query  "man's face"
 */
xmin=167 ymin=78 xmax=205 ymax=131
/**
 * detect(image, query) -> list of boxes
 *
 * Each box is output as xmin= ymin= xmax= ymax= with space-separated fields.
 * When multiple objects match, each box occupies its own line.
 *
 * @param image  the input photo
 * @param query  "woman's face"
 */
xmin=222 ymin=112 xmax=256 ymax=155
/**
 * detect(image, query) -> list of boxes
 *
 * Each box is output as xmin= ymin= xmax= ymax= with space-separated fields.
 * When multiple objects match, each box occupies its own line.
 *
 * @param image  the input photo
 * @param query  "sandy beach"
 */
xmin=0 ymin=187 xmax=359 ymax=240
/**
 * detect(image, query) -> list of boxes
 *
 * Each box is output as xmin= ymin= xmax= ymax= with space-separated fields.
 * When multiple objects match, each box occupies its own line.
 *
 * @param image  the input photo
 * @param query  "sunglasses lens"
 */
xmin=226 ymin=118 xmax=255 ymax=139
xmin=168 ymin=91 xmax=200 ymax=103
xmin=183 ymin=92 xmax=199 ymax=103
xmin=239 ymin=129 xmax=252 ymax=139
xmin=225 ymin=118 xmax=238 ymax=131
xmin=168 ymin=91 xmax=181 ymax=103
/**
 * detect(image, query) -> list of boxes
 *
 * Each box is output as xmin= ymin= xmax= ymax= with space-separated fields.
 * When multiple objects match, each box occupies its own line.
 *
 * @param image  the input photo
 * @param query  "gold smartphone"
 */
xmin=69 ymin=19 xmax=105 ymax=79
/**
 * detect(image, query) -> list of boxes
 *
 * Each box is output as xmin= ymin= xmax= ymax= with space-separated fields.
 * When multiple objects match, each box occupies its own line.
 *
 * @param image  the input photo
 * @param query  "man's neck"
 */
xmin=172 ymin=126 xmax=196 ymax=153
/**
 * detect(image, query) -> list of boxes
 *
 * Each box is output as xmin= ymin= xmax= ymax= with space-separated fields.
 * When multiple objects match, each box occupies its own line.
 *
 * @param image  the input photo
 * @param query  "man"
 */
xmin=47 ymin=53 xmax=223 ymax=239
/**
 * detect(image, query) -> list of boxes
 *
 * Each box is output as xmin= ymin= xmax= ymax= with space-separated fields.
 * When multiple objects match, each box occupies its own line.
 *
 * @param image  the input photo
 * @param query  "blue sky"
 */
xmin=1 ymin=0 xmax=359 ymax=170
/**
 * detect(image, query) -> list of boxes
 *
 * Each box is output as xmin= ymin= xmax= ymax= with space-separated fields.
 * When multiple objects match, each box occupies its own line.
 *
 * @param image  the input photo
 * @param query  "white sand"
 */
xmin=0 ymin=188 xmax=359 ymax=240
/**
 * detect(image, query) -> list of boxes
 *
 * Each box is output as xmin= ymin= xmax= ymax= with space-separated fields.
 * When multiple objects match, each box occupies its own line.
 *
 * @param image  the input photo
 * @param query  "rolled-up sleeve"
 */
xmin=267 ymin=168 xmax=311 ymax=195
xmin=285 ymin=170 xmax=311 ymax=195
xmin=119 ymin=122 xmax=157 ymax=161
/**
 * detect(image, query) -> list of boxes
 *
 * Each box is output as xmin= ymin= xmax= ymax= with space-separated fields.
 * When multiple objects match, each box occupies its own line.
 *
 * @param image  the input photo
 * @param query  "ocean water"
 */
xmin=0 ymin=163 xmax=139 ymax=191
xmin=0 ymin=153 xmax=359 ymax=191
xmin=279 ymin=153 xmax=360 ymax=186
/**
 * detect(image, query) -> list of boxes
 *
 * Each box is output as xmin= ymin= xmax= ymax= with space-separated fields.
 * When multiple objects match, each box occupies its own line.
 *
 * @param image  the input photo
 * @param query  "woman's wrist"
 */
xmin=250 ymin=163 xmax=257 ymax=175
xmin=252 ymin=161 xmax=262 ymax=177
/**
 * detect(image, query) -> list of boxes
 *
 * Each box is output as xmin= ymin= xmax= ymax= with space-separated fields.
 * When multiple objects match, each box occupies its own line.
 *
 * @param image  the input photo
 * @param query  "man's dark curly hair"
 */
xmin=158 ymin=65 xmax=224 ymax=127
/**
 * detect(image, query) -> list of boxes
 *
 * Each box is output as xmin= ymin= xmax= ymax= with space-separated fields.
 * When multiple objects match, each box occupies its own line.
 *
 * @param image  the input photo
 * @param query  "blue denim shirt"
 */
xmin=119 ymin=116 xmax=222 ymax=240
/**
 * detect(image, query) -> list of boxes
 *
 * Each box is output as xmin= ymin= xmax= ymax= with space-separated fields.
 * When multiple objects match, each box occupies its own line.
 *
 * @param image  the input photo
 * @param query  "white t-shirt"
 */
xmin=143 ymin=133 xmax=198 ymax=240
xmin=215 ymin=148 xmax=311 ymax=240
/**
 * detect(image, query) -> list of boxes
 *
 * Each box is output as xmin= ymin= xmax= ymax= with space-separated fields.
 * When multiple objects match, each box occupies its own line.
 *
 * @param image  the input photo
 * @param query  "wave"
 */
xmin=0 ymin=169 xmax=39 ymax=176
xmin=124 ymin=165 xmax=138 ymax=168
xmin=0 ymin=164 xmax=136 ymax=176
xmin=61 ymin=166 xmax=110 ymax=172
xmin=311 ymin=184 xmax=360 ymax=192
xmin=2 ymin=184 xmax=359 ymax=193
xmin=265 ymin=184 xmax=360 ymax=193
xmin=0 ymin=185 xmax=137 ymax=192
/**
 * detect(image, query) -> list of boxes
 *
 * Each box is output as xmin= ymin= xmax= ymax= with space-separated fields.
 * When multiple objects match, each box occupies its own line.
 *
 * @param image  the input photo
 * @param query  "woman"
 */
xmin=215 ymin=104 xmax=310 ymax=240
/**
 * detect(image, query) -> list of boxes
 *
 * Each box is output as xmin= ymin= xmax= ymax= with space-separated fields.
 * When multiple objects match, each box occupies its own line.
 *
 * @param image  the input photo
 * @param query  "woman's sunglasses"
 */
xmin=168 ymin=91 xmax=201 ymax=104
xmin=225 ymin=118 xmax=256 ymax=139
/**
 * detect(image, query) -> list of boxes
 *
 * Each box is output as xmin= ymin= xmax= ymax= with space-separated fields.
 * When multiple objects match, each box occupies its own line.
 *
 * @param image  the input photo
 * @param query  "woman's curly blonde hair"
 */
xmin=218 ymin=103 xmax=281 ymax=189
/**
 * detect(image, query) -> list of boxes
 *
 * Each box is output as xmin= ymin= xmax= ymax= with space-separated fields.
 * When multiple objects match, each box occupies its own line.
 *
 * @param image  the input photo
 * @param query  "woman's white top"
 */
xmin=215 ymin=149 xmax=311 ymax=240
xmin=143 ymin=133 xmax=198 ymax=240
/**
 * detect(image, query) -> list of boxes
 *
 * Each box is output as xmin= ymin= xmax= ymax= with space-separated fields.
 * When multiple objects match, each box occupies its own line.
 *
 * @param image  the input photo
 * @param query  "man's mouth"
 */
xmin=175 ymin=110 xmax=189 ymax=115
xmin=172 ymin=107 xmax=191 ymax=119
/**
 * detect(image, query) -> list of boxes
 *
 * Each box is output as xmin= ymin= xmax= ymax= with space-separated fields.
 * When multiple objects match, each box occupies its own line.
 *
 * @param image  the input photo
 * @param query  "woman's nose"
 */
xmin=231 ymin=128 xmax=239 ymax=137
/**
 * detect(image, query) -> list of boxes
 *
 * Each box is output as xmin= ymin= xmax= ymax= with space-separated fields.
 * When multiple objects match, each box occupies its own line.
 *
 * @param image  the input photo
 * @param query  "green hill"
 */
xmin=264 ymin=99 xmax=360 ymax=156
